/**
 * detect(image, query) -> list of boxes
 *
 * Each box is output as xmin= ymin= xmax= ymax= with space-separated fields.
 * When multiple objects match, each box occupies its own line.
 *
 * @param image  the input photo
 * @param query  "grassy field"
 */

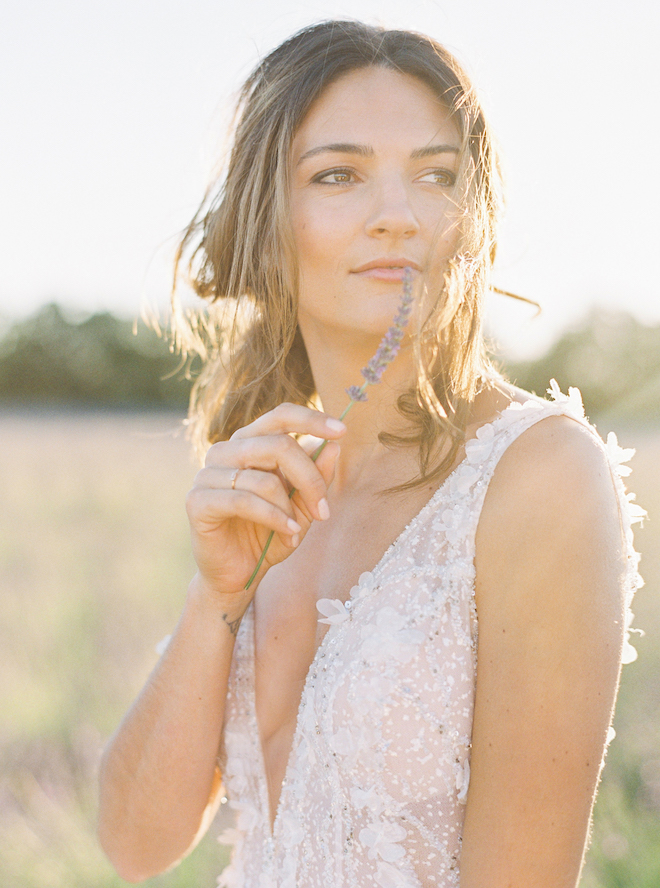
xmin=0 ymin=410 xmax=657 ymax=887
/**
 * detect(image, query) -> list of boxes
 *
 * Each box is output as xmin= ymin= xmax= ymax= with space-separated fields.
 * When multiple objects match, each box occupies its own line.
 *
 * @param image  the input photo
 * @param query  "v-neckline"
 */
xmin=248 ymin=399 xmax=523 ymax=839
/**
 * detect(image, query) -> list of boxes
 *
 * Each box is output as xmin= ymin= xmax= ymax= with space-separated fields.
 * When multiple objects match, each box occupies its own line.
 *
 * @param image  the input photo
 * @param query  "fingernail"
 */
xmin=318 ymin=497 xmax=330 ymax=520
xmin=287 ymin=518 xmax=302 ymax=533
xmin=325 ymin=418 xmax=346 ymax=433
xmin=291 ymin=534 xmax=300 ymax=548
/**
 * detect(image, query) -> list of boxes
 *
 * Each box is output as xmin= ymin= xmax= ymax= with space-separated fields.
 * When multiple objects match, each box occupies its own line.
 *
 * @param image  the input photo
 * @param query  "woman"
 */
xmin=98 ymin=21 xmax=642 ymax=888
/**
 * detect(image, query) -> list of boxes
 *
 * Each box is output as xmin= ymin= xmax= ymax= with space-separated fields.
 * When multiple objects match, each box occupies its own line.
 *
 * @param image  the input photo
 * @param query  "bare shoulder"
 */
xmin=482 ymin=412 xmax=619 ymax=539
xmin=475 ymin=410 xmax=626 ymax=626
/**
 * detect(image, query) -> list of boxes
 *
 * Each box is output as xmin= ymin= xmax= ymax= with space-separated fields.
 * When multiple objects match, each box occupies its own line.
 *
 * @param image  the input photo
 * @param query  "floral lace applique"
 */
xmin=352 ymin=570 xmax=378 ymax=600
xmin=375 ymin=860 xmax=421 ymax=888
xmin=359 ymin=607 xmax=426 ymax=664
xmin=316 ymin=598 xmax=351 ymax=625
xmin=547 ymin=378 xmax=585 ymax=416
xmin=359 ymin=819 xmax=408 ymax=861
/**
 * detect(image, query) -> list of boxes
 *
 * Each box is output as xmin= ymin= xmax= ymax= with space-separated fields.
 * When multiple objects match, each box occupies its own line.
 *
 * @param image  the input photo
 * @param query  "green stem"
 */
xmin=243 ymin=387 xmax=366 ymax=590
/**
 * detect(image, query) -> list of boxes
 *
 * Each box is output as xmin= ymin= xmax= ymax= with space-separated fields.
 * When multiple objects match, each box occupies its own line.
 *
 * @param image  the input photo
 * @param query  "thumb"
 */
xmin=314 ymin=440 xmax=340 ymax=487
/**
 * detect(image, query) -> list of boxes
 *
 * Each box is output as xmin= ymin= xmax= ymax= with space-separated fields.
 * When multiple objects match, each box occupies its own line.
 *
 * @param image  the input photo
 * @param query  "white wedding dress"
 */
xmin=217 ymin=385 xmax=643 ymax=888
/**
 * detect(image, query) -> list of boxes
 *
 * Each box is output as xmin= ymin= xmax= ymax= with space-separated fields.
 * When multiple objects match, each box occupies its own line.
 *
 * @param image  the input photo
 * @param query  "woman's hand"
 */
xmin=185 ymin=403 xmax=346 ymax=598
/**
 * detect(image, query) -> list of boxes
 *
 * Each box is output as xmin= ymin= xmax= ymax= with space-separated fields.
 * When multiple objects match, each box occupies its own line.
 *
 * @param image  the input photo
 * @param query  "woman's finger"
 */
xmin=205 ymin=434 xmax=334 ymax=522
xmin=231 ymin=402 xmax=346 ymax=443
xmin=312 ymin=440 xmax=341 ymax=487
xmin=192 ymin=465 xmax=302 ymax=522
xmin=186 ymin=485 xmax=302 ymax=540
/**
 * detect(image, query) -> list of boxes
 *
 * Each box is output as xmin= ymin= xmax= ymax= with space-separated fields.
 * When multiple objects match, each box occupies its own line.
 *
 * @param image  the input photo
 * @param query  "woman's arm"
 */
xmin=97 ymin=405 xmax=344 ymax=881
xmin=97 ymin=578 xmax=244 ymax=882
xmin=461 ymin=415 xmax=628 ymax=888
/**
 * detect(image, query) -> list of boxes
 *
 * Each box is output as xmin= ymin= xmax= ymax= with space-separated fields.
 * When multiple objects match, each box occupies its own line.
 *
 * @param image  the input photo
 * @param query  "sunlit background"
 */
xmin=1 ymin=0 xmax=659 ymax=356
xmin=1 ymin=2 xmax=659 ymax=887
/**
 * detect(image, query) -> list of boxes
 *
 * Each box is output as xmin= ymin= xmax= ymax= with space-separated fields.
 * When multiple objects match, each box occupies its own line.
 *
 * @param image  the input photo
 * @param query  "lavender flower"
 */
xmin=346 ymin=266 xmax=415 ymax=400
xmin=346 ymin=385 xmax=368 ymax=402
xmin=245 ymin=267 xmax=415 ymax=590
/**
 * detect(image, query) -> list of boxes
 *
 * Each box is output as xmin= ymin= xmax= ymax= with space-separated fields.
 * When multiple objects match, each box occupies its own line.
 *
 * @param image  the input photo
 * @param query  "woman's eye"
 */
xmin=419 ymin=169 xmax=456 ymax=187
xmin=312 ymin=168 xmax=356 ymax=185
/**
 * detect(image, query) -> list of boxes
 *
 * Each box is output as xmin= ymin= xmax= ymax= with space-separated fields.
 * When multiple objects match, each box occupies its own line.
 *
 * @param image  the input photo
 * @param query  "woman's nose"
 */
xmin=364 ymin=179 xmax=420 ymax=239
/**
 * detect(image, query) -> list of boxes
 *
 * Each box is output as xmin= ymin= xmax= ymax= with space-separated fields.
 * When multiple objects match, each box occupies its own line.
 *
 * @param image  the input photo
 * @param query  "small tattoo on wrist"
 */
xmin=222 ymin=613 xmax=242 ymax=636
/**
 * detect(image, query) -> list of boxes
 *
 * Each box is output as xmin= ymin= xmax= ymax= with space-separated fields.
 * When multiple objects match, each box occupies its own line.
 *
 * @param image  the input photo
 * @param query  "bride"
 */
xmin=98 ymin=20 xmax=642 ymax=888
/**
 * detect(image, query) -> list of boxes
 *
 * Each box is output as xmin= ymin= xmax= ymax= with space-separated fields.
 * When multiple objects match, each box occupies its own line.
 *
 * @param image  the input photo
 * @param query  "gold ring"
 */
xmin=230 ymin=468 xmax=240 ymax=490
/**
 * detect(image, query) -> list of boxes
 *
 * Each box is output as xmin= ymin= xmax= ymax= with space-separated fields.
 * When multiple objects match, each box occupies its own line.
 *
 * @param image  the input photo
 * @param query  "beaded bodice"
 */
xmin=217 ymin=386 xmax=642 ymax=888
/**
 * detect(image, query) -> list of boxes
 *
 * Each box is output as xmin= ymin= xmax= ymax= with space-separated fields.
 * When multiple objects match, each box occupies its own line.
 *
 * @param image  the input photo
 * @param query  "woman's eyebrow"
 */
xmin=296 ymin=142 xmax=460 ymax=166
xmin=297 ymin=143 xmax=373 ymax=165
xmin=410 ymin=144 xmax=460 ymax=159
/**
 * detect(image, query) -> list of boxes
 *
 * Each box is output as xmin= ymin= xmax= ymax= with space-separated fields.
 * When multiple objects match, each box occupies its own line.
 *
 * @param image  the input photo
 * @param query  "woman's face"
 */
xmin=289 ymin=66 xmax=462 ymax=343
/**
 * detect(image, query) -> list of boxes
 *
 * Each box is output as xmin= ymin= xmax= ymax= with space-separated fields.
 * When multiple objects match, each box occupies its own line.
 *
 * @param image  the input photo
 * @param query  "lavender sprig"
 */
xmin=244 ymin=267 xmax=414 ymax=590
xmin=347 ymin=267 xmax=415 ymax=396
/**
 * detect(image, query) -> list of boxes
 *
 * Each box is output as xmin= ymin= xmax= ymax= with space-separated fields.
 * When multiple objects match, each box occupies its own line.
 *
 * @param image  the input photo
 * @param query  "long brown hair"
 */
xmin=172 ymin=20 xmax=503 ymax=489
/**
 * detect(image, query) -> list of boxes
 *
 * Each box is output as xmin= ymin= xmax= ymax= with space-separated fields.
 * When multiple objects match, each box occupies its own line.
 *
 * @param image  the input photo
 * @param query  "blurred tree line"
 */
xmin=0 ymin=304 xmax=191 ymax=408
xmin=503 ymin=310 xmax=660 ymax=423
xmin=0 ymin=302 xmax=659 ymax=421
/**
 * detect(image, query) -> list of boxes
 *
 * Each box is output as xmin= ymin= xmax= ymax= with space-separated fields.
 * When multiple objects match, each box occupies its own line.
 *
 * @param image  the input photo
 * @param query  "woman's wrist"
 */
xmin=185 ymin=573 xmax=253 ymax=632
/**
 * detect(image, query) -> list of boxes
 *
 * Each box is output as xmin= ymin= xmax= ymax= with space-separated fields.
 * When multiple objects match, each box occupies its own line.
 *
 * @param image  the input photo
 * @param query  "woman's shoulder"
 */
xmin=474 ymin=381 xmax=634 ymax=642
xmin=475 ymin=379 xmax=609 ymax=474
xmin=473 ymin=379 xmax=643 ymax=661
xmin=475 ymin=379 xmax=630 ymax=556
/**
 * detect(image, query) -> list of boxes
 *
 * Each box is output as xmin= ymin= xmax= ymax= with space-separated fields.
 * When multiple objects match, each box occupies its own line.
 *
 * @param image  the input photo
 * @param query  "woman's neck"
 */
xmin=304 ymin=331 xmax=419 ymax=493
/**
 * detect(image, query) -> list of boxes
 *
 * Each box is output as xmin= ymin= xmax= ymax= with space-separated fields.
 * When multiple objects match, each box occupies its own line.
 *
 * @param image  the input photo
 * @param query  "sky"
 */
xmin=1 ymin=0 xmax=658 ymax=357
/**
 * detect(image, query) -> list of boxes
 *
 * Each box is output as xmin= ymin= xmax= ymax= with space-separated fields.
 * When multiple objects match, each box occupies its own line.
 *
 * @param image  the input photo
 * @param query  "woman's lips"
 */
xmin=351 ymin=263 xmax=419 ymax=282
